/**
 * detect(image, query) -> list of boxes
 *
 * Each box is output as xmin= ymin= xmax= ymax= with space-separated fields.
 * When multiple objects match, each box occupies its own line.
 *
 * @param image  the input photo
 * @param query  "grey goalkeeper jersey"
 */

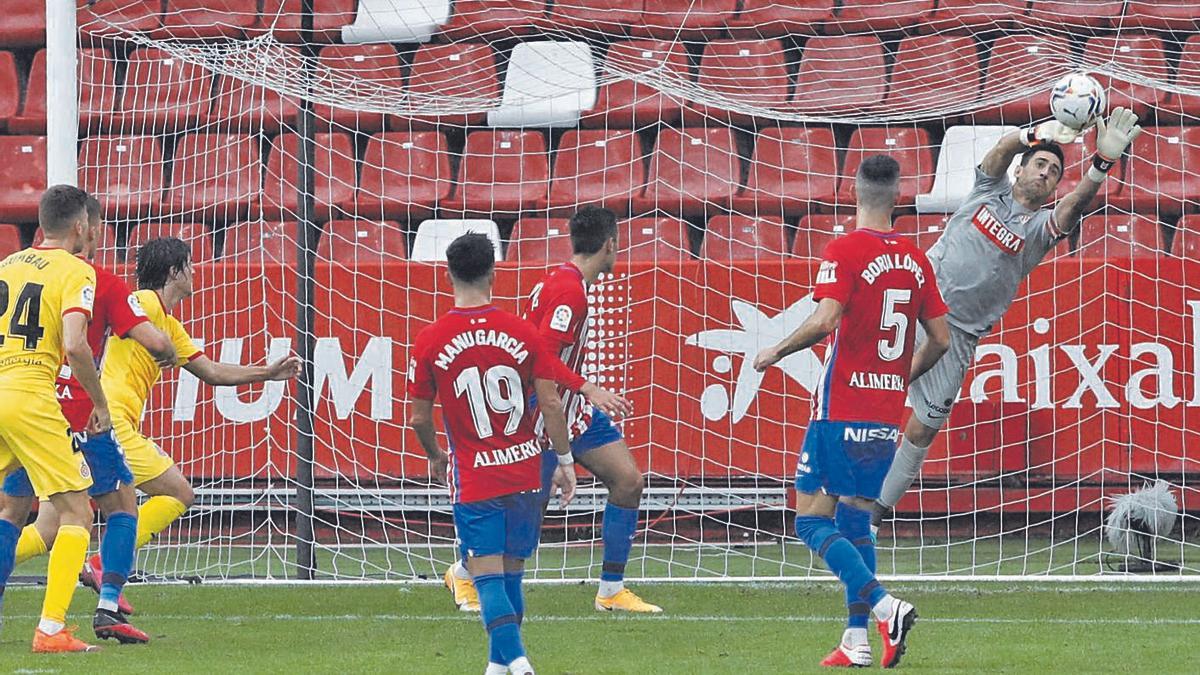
xmin=925 ymin=167 xmax=1065 ymax=337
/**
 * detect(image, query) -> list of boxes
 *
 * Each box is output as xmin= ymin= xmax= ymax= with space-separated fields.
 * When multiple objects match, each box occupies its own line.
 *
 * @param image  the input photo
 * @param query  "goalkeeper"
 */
xmin=873 ymin=108 xmax=1143 ymax=527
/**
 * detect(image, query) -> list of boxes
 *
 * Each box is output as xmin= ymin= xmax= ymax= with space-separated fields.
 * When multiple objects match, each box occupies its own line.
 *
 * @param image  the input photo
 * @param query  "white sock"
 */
xmin=597 ymin=579 xmax=624 ymax=598
xmin=877 ymin=437 xmax=932 ymax=508
xmin=484 ymin=663 xmax=507 ymax=675
xmin=842 ymin=627 xmax=869 ymax=648
xmin=508 ymin=656 xmax=534 ymax=675
xmin=37 ymin=618 xmax=65 ymax=635
xmin=98 ymin=599 xmax=120 ymax=613
xmin=871 ymin=594 xmax=897 ymax=622
xmin=452 ymin=560 xmax=472 ymax=581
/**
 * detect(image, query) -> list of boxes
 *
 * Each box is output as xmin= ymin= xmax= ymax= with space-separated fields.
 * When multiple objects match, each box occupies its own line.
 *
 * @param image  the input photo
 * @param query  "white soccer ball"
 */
xmin=1049 ymin=72 xmax=1106 ymax=130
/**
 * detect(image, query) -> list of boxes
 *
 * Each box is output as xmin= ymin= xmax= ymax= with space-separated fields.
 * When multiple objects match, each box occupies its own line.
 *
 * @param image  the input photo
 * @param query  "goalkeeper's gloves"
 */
xmin=1088 ymin=106 xmax=1143 ymax=183
xmin=1021 ymin=120 xmax=1079 ymax=147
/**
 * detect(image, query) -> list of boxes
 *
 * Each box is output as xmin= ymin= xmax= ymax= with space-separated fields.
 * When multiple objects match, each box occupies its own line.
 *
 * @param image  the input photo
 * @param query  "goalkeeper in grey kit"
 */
xmin=873 ymin=108 xmax=1144 ymax=527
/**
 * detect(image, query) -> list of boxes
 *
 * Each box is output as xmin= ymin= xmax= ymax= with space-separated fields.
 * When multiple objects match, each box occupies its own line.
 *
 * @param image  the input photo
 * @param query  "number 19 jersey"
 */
xmin=408 ymin=305 xmax=559 ymax=503
xmin=811 ymin=230 xmax=948 ymax=426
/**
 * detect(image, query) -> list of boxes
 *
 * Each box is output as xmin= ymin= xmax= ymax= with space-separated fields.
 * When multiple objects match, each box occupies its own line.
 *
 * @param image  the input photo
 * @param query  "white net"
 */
xmin=40 ymin=0 xmax=1200 ymax=580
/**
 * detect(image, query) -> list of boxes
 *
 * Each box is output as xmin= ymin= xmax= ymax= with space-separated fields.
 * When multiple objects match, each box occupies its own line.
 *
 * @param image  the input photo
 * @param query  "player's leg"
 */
xmin=2 ymin=470 xmax=59 ymax=564
xmin=497 ymin=490 xmax=543 ymax=675
xmin=445 ymin=537 xmax=480 ymax=612
xmin=83 ymin=431 xmax=145 ymax=642
xmin=130 ymin=459 xmax=193 ymax=549
xmin=457 ymin=496 xmax=527 ymax=673
xmin=37 ymin=488 xmax=98 ymax=652
xmin=0 ymin=465 xmax=34 ymax=623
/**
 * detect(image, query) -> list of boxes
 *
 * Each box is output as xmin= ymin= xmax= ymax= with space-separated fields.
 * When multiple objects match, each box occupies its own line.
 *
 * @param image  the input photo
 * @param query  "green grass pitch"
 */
xmin=0 ymin=581 xmax=1196 ymax=673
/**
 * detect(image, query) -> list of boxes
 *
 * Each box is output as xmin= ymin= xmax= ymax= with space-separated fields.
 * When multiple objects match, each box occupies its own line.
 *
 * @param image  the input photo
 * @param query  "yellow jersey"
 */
xmin=102 ymin=289 xmax=202 ymax=425
xmin=0 ymin=247 xmax=95 ymax=390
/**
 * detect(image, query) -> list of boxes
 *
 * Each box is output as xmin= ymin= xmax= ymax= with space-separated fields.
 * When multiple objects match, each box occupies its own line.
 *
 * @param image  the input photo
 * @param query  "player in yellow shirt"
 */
xmin=97 ymin=237 xmax=300 ymax=594
xmin=0 ymin=185 xmax=107 ymax=653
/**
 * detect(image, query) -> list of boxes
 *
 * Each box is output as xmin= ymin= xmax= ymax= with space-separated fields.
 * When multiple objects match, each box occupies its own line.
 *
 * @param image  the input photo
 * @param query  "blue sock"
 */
xmin=99 ymin=512 xmax=137 ymax=609
xmin=503 ymin=571 xmax=524 ymax=624
xmin=795 ymin=515 xmax=887 ymax=609
xmin=601 ymin=503 xmax=638 ymax=582
xmin=836 ymin=503 xmax=875 ymax=629
xmin=475 ymin=572 xmax=526 ymax=666
xmin=0 ymin=519 xmax=19 ymax=611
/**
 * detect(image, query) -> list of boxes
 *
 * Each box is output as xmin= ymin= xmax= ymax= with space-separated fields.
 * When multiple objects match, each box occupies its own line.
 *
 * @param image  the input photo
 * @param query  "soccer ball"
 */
xmin=1049 ymin=72 xmax=1106 ymax=130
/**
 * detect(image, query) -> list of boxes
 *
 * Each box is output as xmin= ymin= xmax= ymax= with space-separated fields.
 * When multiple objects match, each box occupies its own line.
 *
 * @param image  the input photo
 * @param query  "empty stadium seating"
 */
xmin=127 ymin=222 xmax=214 ymax=263
xmin=703 ymin=215 xmax=788 ymax=261
xmin=1165 ymin=36 xmax=1200 ymax=122
xmin=1173 ymin=215 xmax=1200 ymax=256
xmin=545 ymin=129 xmax=644 ymax=216
xmin=793 ymin=214 xmax=855 ymax=259
xmin=892 ymin=214 xmax=951 ymax=251
xmin=733 ymin=126 xmax=838 ymax=216
xmin=1120 ymin=127 xmax=1200 ymax=216
xmin=885 ymin=35 xmax=981 ymax=113
xmin=410 ymin=219 xmax=503 ymax=262
xmin=1028 ymin=0 xmax=1124 ymax=29
xmin=726 ymin=0 xmax=832 ymax=37
xmin=1056 ymin=134 xmax=1122 ymax=205
xmin=118 ymin=48 xmax=212 ymax=132
xmin=314 ymin=44 xmax=404 ymax=133
xmin=318 ymin=220 xmax=407 ymax=262
xmin=80 ymin=0 xmax=162 ymax=41
xmin=342 ymin=0 xmax=451 ymax=43
xmin=78 ymin=135 xmax=165 ymax=220
xmin=445 ymin=130 xmax=549 ymax=216
xmin=487 ymin=41 xmax=597 ymax=128
xmin=685 ymin=39 xmax=791 ymax=125
xmin=507 ymin=218 xmax=573 ymax=263
xmin=1085 ymin=34 xmax=1169 ymax=119
xmin=439 ymin=0 xmax=543 ymax=41
xmin=0 ymin=136 xmax=47 ymax=222
xmin=0 ymin=224 xmax=21 ymax=257
xmin=356 ymin=131 xmax=452 ymax=220
xmin=917 ymin=125 xmax=1017 ymax=214
xmin=164 ymin=134 xmax=262 ymax=220
xmin=836 ymin=127 xmax=934 ymax=208
xmin=11 ymin=49 xmax=117 ymax=133
xmin=621 ymin=216 xmax=692 ymax=262
xmin=0 ymin=52 xmax=16 ymax=129
xmin=1126 ymin=0 xmax=1200 ymax=32
xmin=225 ymin=220 xmax=295 ymax=263
xmin=393 ymin=42 xmax=499 ymax=129
xmin=583 ymin=40 xmax=690 ymax=128
xmin=1077 ymin=213 xmax=1163 ymax=258
xmin=255 ymin=0 xmax=357 ymax=43
xmin=790 ymin=35 xmax=886 ymax=115
xmin=263 ymin=132 xmax=357 ymax=220
xmin=975 ymin=34 xmax=1073 ymax=125
xmin=0 ymin=3 xmax=46 ymax=47
xmin=550 ymin=0 xmax=641 ymax=35
xmin=209 ymin=47 xmax=303 ymax=133
xmin=925 ymin=0 xmax=1028 ymax=31
xmin=631 ymin=0 xmax=737 ymax=40
xmin=830 ymin=0 xmax=934 ymax=33
xmin=154 ymin=0 xmax=259 ymax=40
xmin=635 ymin=127 xmax=741 ymax=218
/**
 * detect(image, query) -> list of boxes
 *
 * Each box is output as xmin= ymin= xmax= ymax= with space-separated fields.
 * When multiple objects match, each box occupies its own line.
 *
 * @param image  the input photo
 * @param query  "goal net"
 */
xmin=60 ymin=0 xmax=1199 ymax=581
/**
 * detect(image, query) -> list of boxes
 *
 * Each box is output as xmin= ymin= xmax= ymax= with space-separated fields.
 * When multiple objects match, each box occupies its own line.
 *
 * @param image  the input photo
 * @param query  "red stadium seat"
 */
xmin=210 ymin=47 xmax=302 ymax=132
xmin=1163 ymin=37 xmax=1200 ymax=123
xmin=1077 ymin=213 xmax=1163 ymax=258
xmin=892 ymin=214 xmax=950 ymax=251
xmin=164 ymin=134 xmax=262 ymax=221
xmin=685 ymin=39 xmax=791 ymax=126
xmin=885 ymin=35 xmax=981 ymax=114
xmin=357 ymin=131 xmax=452 ymax=220
xmin=79 ymin=0 xmax=162 ymax=41
xmin=0 ymin=224 xmax=21 ymax=257
xmin=830 ymin=0 xmax=934 ymax=33
xmin=836 ymin=128 xmax=934 ymax=208
xmin=507 ymin=218 xmax=572 ymax=263
xmin=392 ymin=43 xmax=500 ymax=129
xmin=445 ymin=130 xmax=549 ymax=217
xmin=550 ymin=0 xmax=641 ymax=35
xmin=314 ymin=44 xmax=404 ymax=133
xmin=793 ymin=214 xmax=855 ymax=260
xmin=702 ymin=215 xmax=788 ymax=261
xmin=127 ymin=222 xmax=214 ymax=263
xmin=118 ymin=48 xmax=212 ymax=132
xmin=1120 ymin=127 xmax=1200 ymax=217
xmin=1172 ymin=215 xmax=1200 ymax=257
xmin=440 ymin=0 xmax=545 ymax=40
xmin=224 ymin=220 xmax=295 ymax=263
xmin=78 ymin=136 xmax=165 ymax=221
xmin=254 ymin=0 xmax=357 ymax=43
xmin=975 ymin=34 xmax=1073 ymax=125
xmin=925 ymin=0 xmax=1027 ymax=31
xmin=634 ymin=127 xmax=741 ymax=218
xmin=733 ymin=127 xmax=838 ymax=216
xmin=263 ymin=132 xmax=357 ymax=221
xmin=726 ymin=0 xmax=832 ymax=38
xmin=154 ymin=0 xmax=259 ymax=39
xmin=318 ymin=220 xmax=407 ymax=262
xmin=11 ymin=49 xmax=117 ymax=133
xmin=621 ymin=217 xmax=692 ymax=262
xmin=1083 ymin=34 xmax=1168 ymax=119
xmin=790 ymin=35 xmax=886 ymax=115
xmin=0 ymin=52 xmax=16 ymax=129
xmin=582 ymin=40 xmax=690 ymax=128
xmin=1125 ymin=1 xmax=1200 ymax=32
xmin=0 ymin=136 xmax=47 ymax=222
xmin=631 ymin=0 xmax=737 ymax=40
xmin=545 ymin=130 xmax=645 ymax=216
xmin=1056 ymin=135 xmax=1122 ymax=206
xmin=0 ymin=3 xmax=45 ymax=48
xmin=1028 ymin=0 xmax=1125 ymax=29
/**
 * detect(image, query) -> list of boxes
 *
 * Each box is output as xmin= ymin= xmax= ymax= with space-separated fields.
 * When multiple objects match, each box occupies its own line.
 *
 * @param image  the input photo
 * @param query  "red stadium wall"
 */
xmin=139 ymin=259 xmax=1200 ymax=488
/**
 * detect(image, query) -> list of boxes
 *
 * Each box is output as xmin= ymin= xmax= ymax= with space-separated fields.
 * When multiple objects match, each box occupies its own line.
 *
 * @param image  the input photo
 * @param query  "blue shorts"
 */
xmin=453 ymin=490 xmax=544 ymax=559
xmin=3 ymin=430 xmax=134 ymax=499
xmin=539 ymin=408 xmax=624 ymax=495
xmin=794 ymin=421 xmax=900 ymax=500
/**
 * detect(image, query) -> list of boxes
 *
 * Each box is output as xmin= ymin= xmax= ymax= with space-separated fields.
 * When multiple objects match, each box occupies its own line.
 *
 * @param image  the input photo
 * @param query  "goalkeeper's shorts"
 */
xmin=908 ymin=324 xmax=979 ymax=431
xmin=795 ymin=420 xmax=900 ymax=501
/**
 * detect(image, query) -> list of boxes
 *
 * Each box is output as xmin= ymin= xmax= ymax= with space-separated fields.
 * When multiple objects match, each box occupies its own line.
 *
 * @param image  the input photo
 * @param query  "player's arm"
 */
xmin=63 ymin=312 xmax=110 ymax=433
xmin=126 ymin=322 xmax=176 ymax=368
xmin=408 ymin=397 xmax=448 ymax=484
xmin=546 ymin=349 xmax=633 ymax=419
xmin=910 ymin=315 xmax=951 ymax=383
xmin=183 ymin=354 xmax=302 ymax=385
xmin=753 ymin=298 xmax=844 ymax=372
xmin=982 ymin=120 xmax=1080 ymax=179
xmin=1053 ymin=107 xmax=1143 ymax=235
xmin=533 ymin=377 xmax=576 ymax=507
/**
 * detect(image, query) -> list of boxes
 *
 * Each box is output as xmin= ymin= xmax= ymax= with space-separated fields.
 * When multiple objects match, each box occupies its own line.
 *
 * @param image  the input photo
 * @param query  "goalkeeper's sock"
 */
xmin=136 ymin=495 xmax=188 ymax=548
xmin=598 ymin=503 xmax=638 ymax=597
xmin=795 ymin=515 xmax=887 ymax=609
xmin=98 ymin=512 xmax=136 ymax=613
xmin=0 ymin=519 xmax=20 ymax=611
xmin=475 ymin=572 xmax=526 ymax=666
xmin=40 ymin=525 xmax=89 ymax=634
xmin=15 ymin=524 xmax=48 ymax=564
xmin=503 ymin=571 xmax=524 ymax=624
xmin=836 ymin=502 xmax=875 ymax=630
xmin=877 ymin=438 xmax=931 ymax=509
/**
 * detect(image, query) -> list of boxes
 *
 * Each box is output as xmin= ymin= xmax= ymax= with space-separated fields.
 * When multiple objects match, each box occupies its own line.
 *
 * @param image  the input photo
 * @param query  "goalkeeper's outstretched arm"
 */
xmin=981 ymin=119 xmax=1081 ymax=179
xmin=1053 ymin=107 xmax=1143 ymax=234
